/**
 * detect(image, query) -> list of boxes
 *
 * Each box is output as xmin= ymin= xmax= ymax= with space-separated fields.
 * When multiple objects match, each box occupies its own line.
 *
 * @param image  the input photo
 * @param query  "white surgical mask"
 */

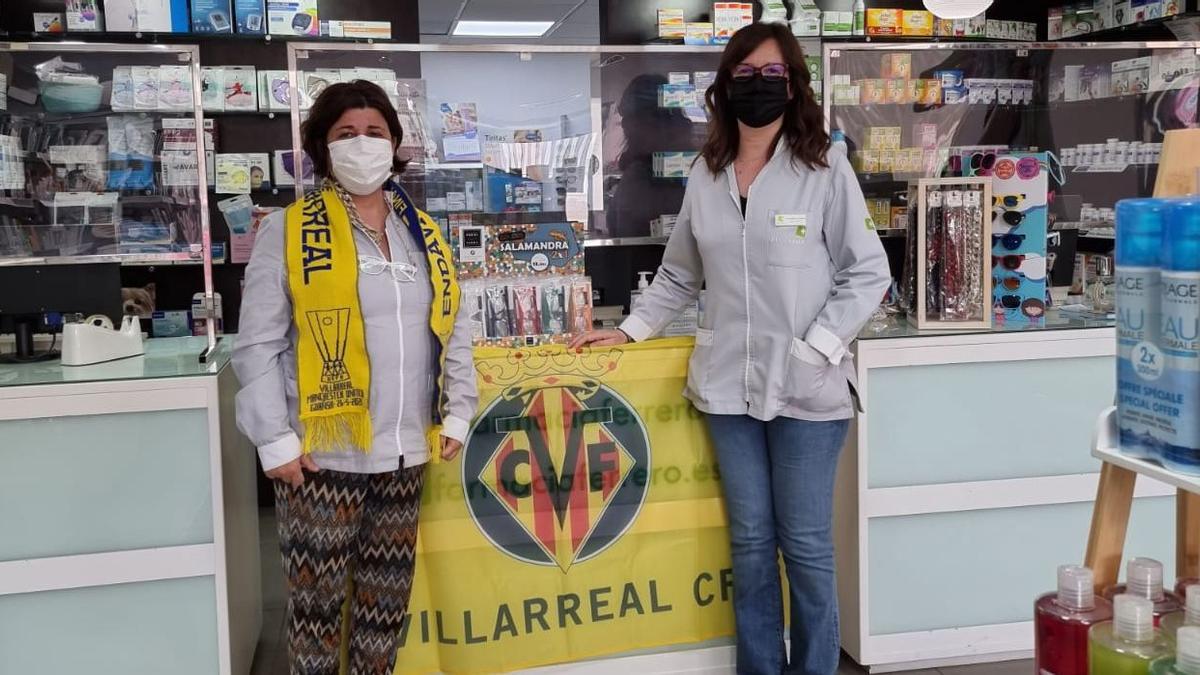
xmin=327 ymin=135 xmax=394 ymax=195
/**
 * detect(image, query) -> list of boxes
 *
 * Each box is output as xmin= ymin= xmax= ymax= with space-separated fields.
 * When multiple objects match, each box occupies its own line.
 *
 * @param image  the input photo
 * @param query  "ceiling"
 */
xmin=419 ymin=0 xmax=600 ymax=44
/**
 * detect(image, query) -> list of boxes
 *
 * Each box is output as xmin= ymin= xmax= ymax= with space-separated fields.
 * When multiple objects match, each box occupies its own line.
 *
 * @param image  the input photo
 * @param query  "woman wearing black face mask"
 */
xmin=573 ymin=23 xmax=890 ymax=675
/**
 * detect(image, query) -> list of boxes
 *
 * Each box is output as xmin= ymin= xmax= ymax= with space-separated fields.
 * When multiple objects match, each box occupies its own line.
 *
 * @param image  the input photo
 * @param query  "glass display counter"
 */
xmin=0 ymin=41 xmax=217 ymax=356
xmin=0 ymin=337 xmax=259 ymax=675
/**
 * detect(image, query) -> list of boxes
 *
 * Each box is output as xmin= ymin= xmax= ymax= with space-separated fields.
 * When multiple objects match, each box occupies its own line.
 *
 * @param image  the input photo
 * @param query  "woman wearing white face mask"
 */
xmin=233 ymin=80 xmax=477 ymax=675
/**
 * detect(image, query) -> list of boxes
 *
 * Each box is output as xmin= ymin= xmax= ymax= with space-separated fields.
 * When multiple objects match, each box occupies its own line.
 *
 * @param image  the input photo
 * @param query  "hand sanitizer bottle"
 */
xmin=1162 ymin=585 xmax=1200 ymax=642
xmin=1104 ymin=558 xmax=1183 ymax=624
xmin=1150 ymin=625 xmax=1200 ymax=674
xmin=1089 ymin=595 xmax=1172 ymax=674
xmin=1036 ymin=565 xmax=1113 ymax=675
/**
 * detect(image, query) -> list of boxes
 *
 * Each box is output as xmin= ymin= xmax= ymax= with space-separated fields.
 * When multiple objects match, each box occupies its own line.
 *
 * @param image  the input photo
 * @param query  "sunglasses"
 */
xmin=731 ymin=62 xmax=789 ymax=82
xmin=994 ymin=254 xmax=1026 ymax=270
xmin=1001 ymin=210 xmax=1027 ymax=227
xmin=993 ymin=232 xmax=1027 ymax=250
xmin=994 ymin=275 xmax=1022 ymax=291
xmin=993 ymin=194 xmax=1027 ymax=208
xmin=969 ymin=152 xmax=997 ymax=176
xmin=1000 ymin=295 xmax=1022 ymax=309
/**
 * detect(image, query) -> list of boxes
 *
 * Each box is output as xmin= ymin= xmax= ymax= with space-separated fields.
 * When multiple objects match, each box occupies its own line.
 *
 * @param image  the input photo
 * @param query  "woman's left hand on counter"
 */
xmin=441 ymin=436 xmax=463 ymax=461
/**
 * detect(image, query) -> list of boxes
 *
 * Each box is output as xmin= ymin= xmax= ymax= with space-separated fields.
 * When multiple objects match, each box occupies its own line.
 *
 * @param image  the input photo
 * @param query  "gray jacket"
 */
xmin=233 ymin=207 xmax=477 ymax=473
xmin=621 ymin=143 xmax=889 ymax=421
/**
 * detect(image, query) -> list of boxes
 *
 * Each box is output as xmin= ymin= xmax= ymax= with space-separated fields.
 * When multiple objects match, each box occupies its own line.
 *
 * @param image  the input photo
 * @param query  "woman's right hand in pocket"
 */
xmin=570 ymin=329 xmax=630 ymax=350
xmin=266 ymin=454 xmax=321 ymax=487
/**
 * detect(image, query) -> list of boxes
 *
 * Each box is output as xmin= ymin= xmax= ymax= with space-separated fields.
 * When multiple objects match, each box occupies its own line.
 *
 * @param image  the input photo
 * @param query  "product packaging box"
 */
xmin=268 ymin=0 xmax=318 ymax=36
xmin=131 ymin=66 xmax=160 ymax=110
xmin=657 ymin=9 xmax=685 ymax=39
xmin=158 ymin=65 xmax=194 ymax=111
xmin=259 ymin=70 xmax=290 ymax=111
xmin=192 ymin=0 xmax=233 ymax=33
xmin=66 ymin=0 xmax=103 ymax=31
xmin=866 ymin=198 xmax=891 ymax=228
xmin=1163 ymin=0 xmax=1183 ymax=16
xmin=935 ymin=17 xmax=954 ymax=36
xmin=885 ymin=79 xmax=907 ymax=104
xmin=152 ymin=311 xmax=192 ymax=338
xmin=714 ymin=3 xmax=754 ymax=43
xmin=902 ymin=10 xmax=933 ymax=36
xmin=222 ymin=66 xmax=258 ymax=111
xmin=1151 ymin=48 xmax=1196 ymax=91
xmin=866 ymin=126 xmax=901 ymax=151
xmin=882 ymin=53 xmax=912 ymax=79
xmin=105 ymin=0 xmax=138 ymax=31
xmin=325 ymin=20 xmax=390 ymax=39
xmin=33 ymin=13 xmax=65 ymax=33
xmin=1113 ymin=56 xmax=1153 ymax=95
xmin=822 ymin=11 xmax=852 ymax=36
xmin=216 ymin=154 xmax=251 ymax=194
xmin=234 ymin=0 xmax=266 ymax=33
xmin=790 ymin=0 xmax=821 ymax=37
xmin=684 ymin=22 xmax=713 ymax=45
xmin=192 ymin=293 xmax=224 ymax=336
xmin=1093 ymin=0 xmax=1116 ymax=28
xmin=201 ymin=67 xmax=224 ymax=111
xmin=134 ymin=0 xmax=189 ymax=32
xmin=866 ymin=8 xmax=902 ymax=35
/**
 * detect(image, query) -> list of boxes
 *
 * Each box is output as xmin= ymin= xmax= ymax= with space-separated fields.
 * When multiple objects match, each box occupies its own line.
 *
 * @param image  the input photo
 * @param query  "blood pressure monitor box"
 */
xmin=268 ymin=0 xmax=318 ymax=36
xmin=234 ymin=0 xmax=265 ymax=33
xmin=191 ymin=0 xmax=234 ymax=33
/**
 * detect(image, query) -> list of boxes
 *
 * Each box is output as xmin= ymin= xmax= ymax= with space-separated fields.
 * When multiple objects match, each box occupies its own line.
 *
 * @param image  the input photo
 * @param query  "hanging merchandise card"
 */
xmin=222 ymin=66 xmax=257 ymax=111
xmin=158 ymin=65 xmax=194 ymax=111
xmin=215 ymin=154 xmax=252 ymax=194
xmin=110 ymin=66 xmax=134 ymax=111
xmin=66 ymin=0 xmax=103 ymax=31
xmin=201 ymin=67 xmax=224 ymax=112
xmin=440 ymin=102 xmax=481 ymax=162
xmin=131 ymin=66 xmax=160 ymax=111
xmin=0 ymin=135 xmax=25 ymax=191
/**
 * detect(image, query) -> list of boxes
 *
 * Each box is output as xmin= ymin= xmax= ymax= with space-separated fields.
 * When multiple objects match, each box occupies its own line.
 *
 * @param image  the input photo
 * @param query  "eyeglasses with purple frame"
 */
xmin=731 ymin=62 xmax=790 ymax=82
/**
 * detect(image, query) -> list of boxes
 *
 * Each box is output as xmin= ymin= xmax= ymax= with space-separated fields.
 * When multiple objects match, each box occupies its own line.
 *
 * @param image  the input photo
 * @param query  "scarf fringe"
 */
xmin=301 ymin=411 xmax=373 ymax=455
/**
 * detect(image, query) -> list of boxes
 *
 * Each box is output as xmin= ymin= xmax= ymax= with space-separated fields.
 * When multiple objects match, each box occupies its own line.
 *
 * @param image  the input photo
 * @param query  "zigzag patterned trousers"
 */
xmin=274 ymin=465 xmax=425 ymax=675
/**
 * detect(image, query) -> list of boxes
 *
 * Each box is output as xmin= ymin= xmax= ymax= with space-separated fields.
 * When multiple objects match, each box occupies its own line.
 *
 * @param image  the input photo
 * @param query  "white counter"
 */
xmin=835 ymin=314 xmax=1175 ymax=672
xmin=0 ymin=337 xmax=261 ymax=675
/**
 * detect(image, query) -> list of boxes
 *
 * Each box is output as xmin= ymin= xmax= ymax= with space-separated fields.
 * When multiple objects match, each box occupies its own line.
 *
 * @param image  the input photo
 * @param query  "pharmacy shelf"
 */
xmin=584 ymin=236 xmax=669 ymax=248
xmin=0 ymin=250 xmax=202 ymax=267
xmin=1 ymin=33 xmax=386 ymax=45
xmin=1049 ymin=10 xmax=1200 ymax=42
xmin=1092 ymin=409 xmax=1200 ymax=496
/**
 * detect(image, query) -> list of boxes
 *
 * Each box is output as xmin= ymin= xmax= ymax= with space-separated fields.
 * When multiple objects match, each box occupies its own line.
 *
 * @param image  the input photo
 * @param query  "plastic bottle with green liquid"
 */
xmin=1163 ymin=586 xmax=1200 ymax=643
xmin=1150 ymin=625 xmax=1200 ymax=674
xmin=1090 ymin=594 xmax=1172 ymax=674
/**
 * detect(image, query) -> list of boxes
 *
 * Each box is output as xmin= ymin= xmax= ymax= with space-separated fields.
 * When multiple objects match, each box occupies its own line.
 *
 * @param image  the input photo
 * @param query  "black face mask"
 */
xmin=729 ymin=77 xmax=791 ymax=128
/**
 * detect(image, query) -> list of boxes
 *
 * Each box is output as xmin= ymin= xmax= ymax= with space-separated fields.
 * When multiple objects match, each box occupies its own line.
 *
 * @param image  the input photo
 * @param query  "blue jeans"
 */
xmin=707 ymin=414 xmax=850 ymax=675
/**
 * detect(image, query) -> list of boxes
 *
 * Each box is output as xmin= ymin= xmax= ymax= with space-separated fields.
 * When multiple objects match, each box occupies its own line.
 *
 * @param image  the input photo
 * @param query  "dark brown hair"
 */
xmin=700 ymin=22 xmax=830 ymax=174
xmin=301 ymin=80 xmax=407 ymax=178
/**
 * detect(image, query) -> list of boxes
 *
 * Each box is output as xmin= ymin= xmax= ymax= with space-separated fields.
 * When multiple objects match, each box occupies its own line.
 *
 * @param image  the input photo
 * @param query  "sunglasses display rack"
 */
xmin=902 ymin=177 xmax=992 ymax=330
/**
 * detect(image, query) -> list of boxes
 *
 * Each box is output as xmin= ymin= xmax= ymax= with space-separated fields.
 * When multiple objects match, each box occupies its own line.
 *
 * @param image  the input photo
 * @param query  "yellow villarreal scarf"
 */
xmin=285 ymin=182 xmax=460 ymax=459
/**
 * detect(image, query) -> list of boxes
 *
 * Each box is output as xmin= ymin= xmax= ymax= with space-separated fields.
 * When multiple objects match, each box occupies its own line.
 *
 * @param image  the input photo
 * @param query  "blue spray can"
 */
xmin=1159 ymin=198 xmax=1200 ymax=475
xmin=1115 ymin=198 xmax=1165 ymax=460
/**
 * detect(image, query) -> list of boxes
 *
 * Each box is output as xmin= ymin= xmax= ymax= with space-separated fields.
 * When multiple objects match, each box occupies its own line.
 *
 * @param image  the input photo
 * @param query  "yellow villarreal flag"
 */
xmin=394 ymin=338 xmax=735 ymax=674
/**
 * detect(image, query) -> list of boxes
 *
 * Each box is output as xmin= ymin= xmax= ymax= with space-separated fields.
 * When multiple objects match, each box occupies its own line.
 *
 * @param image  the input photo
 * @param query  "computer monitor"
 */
xmin=0 ymin=264 xmax=124 ymax=363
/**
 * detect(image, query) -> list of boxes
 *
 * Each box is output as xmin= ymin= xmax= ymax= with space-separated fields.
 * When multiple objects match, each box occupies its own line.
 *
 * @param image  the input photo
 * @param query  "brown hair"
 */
xmin=301 ymin=80 xmax=407 ymax=178
xmin=700 ymin=22 xmax=830 ymax=174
